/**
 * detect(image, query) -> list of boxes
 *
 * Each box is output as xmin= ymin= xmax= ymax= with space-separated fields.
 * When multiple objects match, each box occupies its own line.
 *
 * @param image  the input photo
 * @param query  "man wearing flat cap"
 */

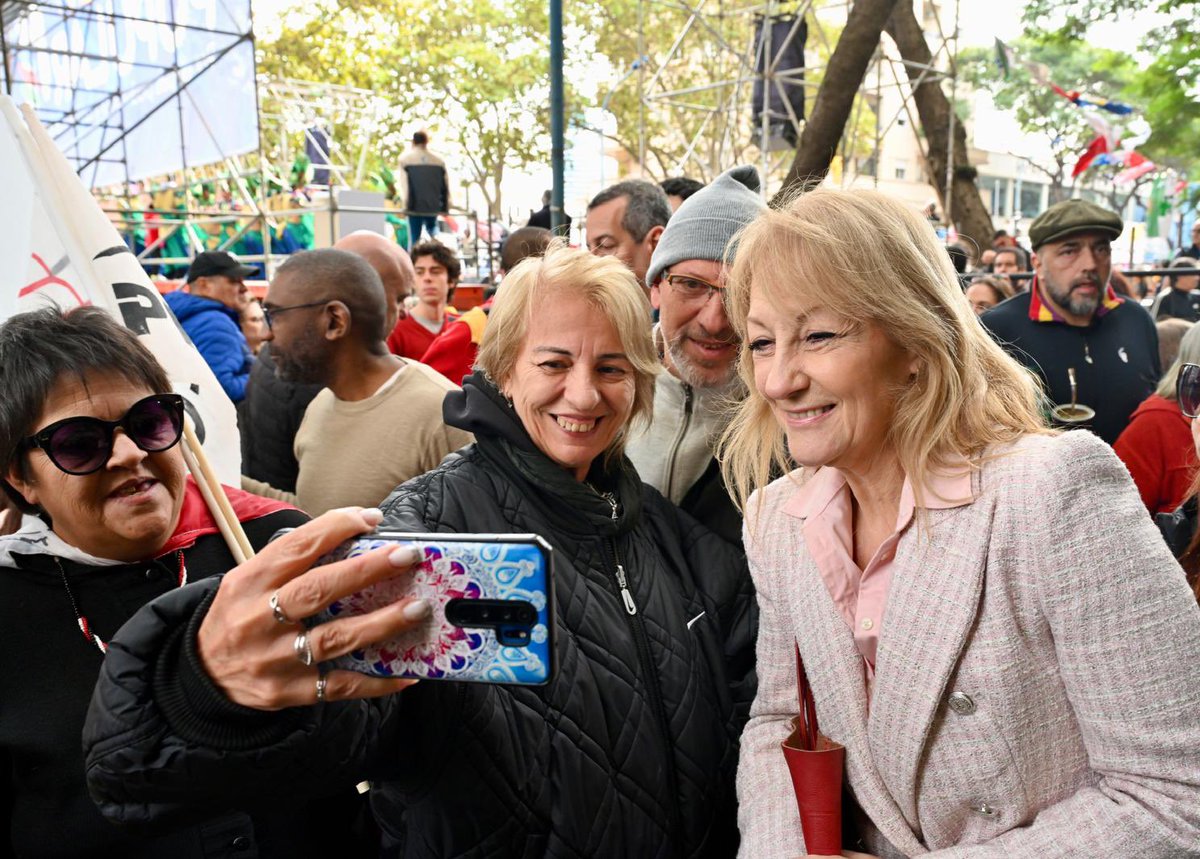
xmin=982 ymin=199 xmax=1159 ymax=444
xmin=165 ymin=250 xmax=258 ymax=403
xmin=625 ymin=165 xmax=766 ymax=546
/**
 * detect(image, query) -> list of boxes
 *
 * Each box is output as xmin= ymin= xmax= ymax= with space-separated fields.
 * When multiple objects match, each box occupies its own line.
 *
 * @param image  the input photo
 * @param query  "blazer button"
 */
xmin=970 ymin=801 xmax=999 ymax=818
xmin=947 ymin=691 xmax=976 ymax=715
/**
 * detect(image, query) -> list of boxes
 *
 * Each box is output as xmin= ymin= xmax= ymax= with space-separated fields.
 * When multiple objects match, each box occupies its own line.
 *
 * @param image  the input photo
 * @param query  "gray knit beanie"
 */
xmin=645 ymin=164 xmax=766 ymax=287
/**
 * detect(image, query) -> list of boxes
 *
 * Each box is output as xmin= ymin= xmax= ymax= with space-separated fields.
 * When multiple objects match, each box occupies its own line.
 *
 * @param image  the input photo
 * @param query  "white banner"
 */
xmin=0 ymin=97 xmax=241 ymax=483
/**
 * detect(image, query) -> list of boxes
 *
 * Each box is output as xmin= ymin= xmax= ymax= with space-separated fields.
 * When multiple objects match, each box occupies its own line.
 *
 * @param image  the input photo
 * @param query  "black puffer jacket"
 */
xmin=85 ymin=373 xmax=756 ymax=859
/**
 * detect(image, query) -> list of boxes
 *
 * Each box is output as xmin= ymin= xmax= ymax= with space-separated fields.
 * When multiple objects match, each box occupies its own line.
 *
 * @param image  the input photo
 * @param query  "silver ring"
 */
xmin=315 ymin=674 xmax=328 ymax=703
xmin=293 ymin=630 xmax=314 ymax=667
xmin=269 ymin=591 xmax=292 ymax=625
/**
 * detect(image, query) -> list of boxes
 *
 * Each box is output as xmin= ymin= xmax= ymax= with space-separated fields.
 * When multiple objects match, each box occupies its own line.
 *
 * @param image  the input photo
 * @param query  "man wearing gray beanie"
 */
xmin=626 ymin=165 xmax=766 ymax=547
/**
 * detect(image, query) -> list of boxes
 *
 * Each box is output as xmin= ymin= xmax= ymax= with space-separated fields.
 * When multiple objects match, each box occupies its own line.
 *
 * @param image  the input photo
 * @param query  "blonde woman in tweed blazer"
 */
xmin=719 ymin=189 xmax=1200 ymax=858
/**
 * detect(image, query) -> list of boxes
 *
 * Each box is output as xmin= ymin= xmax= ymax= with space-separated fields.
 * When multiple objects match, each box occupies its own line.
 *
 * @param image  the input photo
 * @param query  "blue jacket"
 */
xmin=164 ymin=290 xmax=254 ymax=403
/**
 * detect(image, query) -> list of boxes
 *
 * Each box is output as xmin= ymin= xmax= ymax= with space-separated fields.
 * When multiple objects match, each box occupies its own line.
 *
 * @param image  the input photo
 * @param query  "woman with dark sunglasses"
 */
xmin=0 ymin=307 xmax=373 ymax=858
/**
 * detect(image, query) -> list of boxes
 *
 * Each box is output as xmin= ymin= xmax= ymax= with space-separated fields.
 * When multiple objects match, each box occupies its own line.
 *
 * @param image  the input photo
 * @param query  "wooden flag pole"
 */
xmin=182 ymin=420 xmax=254 ymax=563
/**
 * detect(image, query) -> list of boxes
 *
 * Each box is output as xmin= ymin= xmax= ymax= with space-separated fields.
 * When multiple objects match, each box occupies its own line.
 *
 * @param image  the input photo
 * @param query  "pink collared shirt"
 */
xmin=784 ymin=465 xmax=974 ymax=698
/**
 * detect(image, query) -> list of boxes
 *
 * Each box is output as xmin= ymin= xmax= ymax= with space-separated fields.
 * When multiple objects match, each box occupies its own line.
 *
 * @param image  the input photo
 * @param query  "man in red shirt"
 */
xmin=420 ymin=226 xmax=553 ymax=385
xmin=387 ymin=240 xmax=459 ymax=359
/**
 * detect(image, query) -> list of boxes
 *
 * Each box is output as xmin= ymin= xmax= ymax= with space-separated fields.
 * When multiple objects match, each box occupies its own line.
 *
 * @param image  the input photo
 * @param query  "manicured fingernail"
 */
xmin=402 ymin=599 xmax=431 ymax=621
xmin=361 ymin=508 xmax=384 ymax=526
xmin=389 ymin=545 xmax=421 ymax=566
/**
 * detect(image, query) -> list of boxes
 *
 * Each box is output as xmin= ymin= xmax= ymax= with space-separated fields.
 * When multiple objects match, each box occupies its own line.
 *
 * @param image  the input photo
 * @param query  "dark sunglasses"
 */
xmin=22 ymin=394 xmax=185 ymax=475
xmin=1179 ymin=363 xmax=1200 ymax=418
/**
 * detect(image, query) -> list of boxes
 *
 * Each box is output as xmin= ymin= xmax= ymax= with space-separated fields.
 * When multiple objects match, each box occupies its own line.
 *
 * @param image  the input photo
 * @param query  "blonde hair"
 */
xmin=718 ymin=188 xmax=1050 ymax=517
xmin=475 ymin=241 xmax=659 ymax=460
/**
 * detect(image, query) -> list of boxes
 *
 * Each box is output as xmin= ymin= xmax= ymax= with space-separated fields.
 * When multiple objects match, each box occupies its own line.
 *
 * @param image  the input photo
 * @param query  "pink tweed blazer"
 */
xmin=737 ymin=431 xmax=1200 ymax=858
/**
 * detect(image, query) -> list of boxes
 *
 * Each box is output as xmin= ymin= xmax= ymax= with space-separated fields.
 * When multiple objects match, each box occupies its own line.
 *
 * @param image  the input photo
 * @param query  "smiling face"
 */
xmin=652 ymin=259 xmax=740 ymax=389
xmin=6 ymin=372 xmax=186 ymax=561
xmin=502 ymin=291 xmax=636 ymax=480
xmin=745 ymin=286 xmax=917 ymax=477
xmin=1032 ymin=230 xmax=1112 ymax=325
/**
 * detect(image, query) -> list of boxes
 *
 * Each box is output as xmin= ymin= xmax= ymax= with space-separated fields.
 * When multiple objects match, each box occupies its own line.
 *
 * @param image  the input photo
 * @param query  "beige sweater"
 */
xmin=243 ymin=360 xmax=472 ymax=515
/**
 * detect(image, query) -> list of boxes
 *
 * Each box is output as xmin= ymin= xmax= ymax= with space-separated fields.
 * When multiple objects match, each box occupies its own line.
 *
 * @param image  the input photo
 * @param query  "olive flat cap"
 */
xmin=1028 ymin=199 xmax=1123 ymax=249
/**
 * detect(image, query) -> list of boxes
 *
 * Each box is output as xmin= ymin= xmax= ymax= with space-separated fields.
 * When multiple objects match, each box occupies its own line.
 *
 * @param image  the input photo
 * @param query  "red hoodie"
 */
xmin=1113 ymin=394 xmax=1198 ymax=514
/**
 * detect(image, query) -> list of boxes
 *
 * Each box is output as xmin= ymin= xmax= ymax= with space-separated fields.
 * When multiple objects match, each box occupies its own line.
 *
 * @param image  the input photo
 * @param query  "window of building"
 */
xmin=894 ymin=159 xmax=907 ymax=180
xmin=1019 ymin=182 xmax=1045 ymax=218
xmin=977 ymin=174 xmax=1009 ymax=218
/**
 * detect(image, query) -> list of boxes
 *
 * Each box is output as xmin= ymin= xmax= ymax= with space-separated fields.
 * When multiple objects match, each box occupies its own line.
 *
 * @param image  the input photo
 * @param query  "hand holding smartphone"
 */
xmin=304 ymin=532 xmax=555 ymax=686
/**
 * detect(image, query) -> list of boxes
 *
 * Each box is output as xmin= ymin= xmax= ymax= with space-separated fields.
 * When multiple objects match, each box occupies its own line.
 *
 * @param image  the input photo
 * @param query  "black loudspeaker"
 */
xmin=305 ymin=126 xmax=333 ymax=186
xmin=752 ymin=15 xmax=807 ymax=150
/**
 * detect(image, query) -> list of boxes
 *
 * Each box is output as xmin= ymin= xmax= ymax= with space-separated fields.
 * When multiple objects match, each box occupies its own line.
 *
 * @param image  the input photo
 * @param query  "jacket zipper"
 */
xmin=663 ymin=383 xmax=693 ymax=500
xmin=597 ymin=494 xmax=638 ymax=616
xmin=597 ymin=493 xmax=684 ymax=852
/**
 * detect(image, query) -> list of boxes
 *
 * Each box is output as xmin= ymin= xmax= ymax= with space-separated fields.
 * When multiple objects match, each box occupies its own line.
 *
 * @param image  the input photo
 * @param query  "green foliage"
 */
xmin=257 ymin=0 xmax=585 ymax=218
xmin=257 ymin=0 xmax=882 ymax=200
xmin=1020 ymin=0 xmax=1200 ymax=175
xmin=577 ymin=0 xmax=874 ymax=185
xmin=960 ymin=34 xmax=1138 ymax=195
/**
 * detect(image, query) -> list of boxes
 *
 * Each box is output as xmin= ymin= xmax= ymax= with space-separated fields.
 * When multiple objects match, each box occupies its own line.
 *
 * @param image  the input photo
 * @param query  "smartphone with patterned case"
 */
xmin=300 ymin=531 xmax=555 ymax=686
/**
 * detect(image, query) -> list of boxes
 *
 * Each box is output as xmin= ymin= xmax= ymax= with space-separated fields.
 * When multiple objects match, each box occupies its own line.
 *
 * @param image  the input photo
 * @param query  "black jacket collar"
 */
xmin=443 ymin=372 xmax=642 ymax=537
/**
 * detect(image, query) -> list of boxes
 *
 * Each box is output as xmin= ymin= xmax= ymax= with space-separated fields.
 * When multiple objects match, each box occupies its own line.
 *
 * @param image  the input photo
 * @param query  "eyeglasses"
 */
xmin=22 ymin=394 xmax=185 ymax=475
xmin=664 ymin=273 xmax=724 ymax=303
xmin=1179 ymin=363 xmax=1200 ymax=418
xmin=262 ymin=299 xmax=333 ymax=330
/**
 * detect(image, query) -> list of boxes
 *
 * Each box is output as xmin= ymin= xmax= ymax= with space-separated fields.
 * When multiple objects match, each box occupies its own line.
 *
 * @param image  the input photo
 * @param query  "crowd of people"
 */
xmin=0 ymin=165 xmax=1198 ymax=859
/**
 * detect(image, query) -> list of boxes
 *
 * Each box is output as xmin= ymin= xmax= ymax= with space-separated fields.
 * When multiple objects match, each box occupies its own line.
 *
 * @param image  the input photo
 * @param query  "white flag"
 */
xmin=0 ymin=97 xmax=242 ymax=483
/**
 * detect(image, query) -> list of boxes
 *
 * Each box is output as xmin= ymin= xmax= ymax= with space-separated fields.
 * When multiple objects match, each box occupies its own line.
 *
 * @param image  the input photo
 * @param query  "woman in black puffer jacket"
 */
xmin=84 ymin=244 xmax=756 ymax=858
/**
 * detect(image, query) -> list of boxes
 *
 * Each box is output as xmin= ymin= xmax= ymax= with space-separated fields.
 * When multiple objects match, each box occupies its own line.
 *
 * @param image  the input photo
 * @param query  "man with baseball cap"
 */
xmin=625 ymin=165 xmax=766 ymax=546
xmin=165 ymin=250 xmax=257 ymax=403
xmin=982 ymin=199 xmax=1159 ymax=444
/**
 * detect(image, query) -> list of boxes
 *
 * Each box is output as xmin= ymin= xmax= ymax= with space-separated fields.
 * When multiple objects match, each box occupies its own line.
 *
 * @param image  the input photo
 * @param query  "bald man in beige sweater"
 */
xmin=243 ymin=245 xmax=471 ymax=515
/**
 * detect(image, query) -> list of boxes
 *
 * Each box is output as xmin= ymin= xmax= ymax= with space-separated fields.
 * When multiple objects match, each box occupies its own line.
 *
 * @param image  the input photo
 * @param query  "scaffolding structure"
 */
xmin=633 ymin=0 xmax=962 ymax=203
xmin=0 ymin=0 xmax=258 ymax=189
xmin=0 ymin=4 xmax=489 ymax=281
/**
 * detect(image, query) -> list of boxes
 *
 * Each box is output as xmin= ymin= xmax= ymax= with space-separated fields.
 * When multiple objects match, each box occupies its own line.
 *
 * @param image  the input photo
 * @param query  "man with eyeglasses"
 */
xmin=164 ymin=251 xmax=257 ymax=403
xmin=982 ymin=199 xmax=1160 ymax=444
xmin=625 ymin=165 xmax=766 ymax=546
xmin=241 ymin=248 xmax=472 ymax=515
xmin=240 ymin=232 xmax=417 ymax=495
